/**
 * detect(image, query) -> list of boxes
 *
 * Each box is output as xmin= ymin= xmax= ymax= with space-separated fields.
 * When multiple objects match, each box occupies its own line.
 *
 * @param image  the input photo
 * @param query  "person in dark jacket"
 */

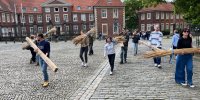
xmin=120 ymin=30 xmax=129 ymax=64
xmin=29 ymin=35 xmax=37 ymax=64
xmin=88 ymin=34 xmax=94 ymax=55
xmin=132 ymin=30 xmax=140 ymax=56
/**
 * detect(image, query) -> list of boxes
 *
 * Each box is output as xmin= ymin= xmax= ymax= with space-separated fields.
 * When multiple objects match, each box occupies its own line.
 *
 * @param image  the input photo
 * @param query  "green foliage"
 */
xmin=162 ymin=29 xmax=170 ymax=36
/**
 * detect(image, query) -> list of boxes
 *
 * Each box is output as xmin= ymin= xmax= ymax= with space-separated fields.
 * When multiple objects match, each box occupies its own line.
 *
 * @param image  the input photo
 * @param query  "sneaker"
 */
xmin=181 ymin=83 xmax=187 ymax=86
xmin=157 ymin=65 xmax=162 ymax=68
xmin=110 ymin=71 xmax=113 ymax=75
xmin=42 ymin=81 xmax=49 ymax=87
xmin=154 ymin=64 xmax=158 ymax=67
xmin=84 ymin=63 xmax=88 ymax=67
xmin=81 ymin=62 xmax=84 ymax=67
xmin=189 ymin=84 xmax=195 ymax=88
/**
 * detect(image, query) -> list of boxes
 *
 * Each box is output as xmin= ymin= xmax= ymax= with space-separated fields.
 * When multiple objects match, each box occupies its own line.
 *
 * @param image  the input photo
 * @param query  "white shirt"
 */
xmin=104 ymin=42 xmax=116 ymax=56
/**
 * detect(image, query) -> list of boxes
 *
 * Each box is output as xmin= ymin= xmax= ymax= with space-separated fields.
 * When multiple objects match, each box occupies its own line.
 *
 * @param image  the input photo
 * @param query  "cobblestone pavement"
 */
xmin=89 ymin=39 xmax=200 ymax=100
xmin=0 ymin=40 xmax=106 ymax=100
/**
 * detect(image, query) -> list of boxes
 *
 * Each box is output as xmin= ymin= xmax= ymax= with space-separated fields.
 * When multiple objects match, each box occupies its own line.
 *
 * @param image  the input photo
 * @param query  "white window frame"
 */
xmin=113 ymin=23 xmax=119 ymax=34
xmin=63 ymin=7 xmax=68 ymax=12
xmin=77 ymin=6 xmax=81 ymax=10
xmin=29 ymin=15 xmax=34 ymax=23
xmin=89 ymin=14 xmax=94 ymax=21
xmin=171 ymin=13 xmax=174 ymax=19
xmin=166 ymin=13 xmax=169 ymax=19
xmin=73 ymin=25 xmax=79 ymax=34
xmin=141 ymin=14 xmax=145 ymax=20
xmin=37 ymin=15 xmax=42 ymax=23
xmin=88 ymin=6 xmax=92 ymax=10
xmin=47 ymin=26 xmax=51 ymax=32
xmin=11 ymin=14 xmax=14 ymax=22
xmin=21 ymin=15 xmax=26 ymax=23
xmin=147 ymin=13 xmax=151 ymax=20
xmin=33 ymin=7 xmax=38 ymax=12
xmin=54 ymin=7 xmax=59 ymax=12
xmin=46 ymin=14 xmax=51 ymax=22
xmin=6 ymin=14 xmax=10 ymax=22
xmin=101 ymin=9 xmax=107 ymax=18
xmin=81 ymin=14 xmax=86 ymax=21
xmin=82 ymin=24 xmax=86 ymax=30
xmin=176 ymin=14 xmax=179 ymax=19
xmin=113 ymin=9 xmax=118 ymax=18
xmin=22 ymin=27 xmax=26 ymax=36
xmin=156 ymin=12 xmax=160 ymax=19
xmin=38 ymin=27 xmax=43 ymax=33
xmin=161 ymin=23 xmax=164 ymax=31
xmin=54 ymin=14 xmax=60 ymax=22
xmin=63 ymin=14 xmax=69 ymax=22
xmin=89 ymin=24 xmax=94 ymax=29
xmin=45 ymin=8 xmax=50 ymax=12
xmin=141 ymin=24 xmax=145 ymax=31
xmin=161 ymin=12 xmax=164 ymax=19
xmin=73 ymin=14 xmax=78 ymax=22
xmin=147 ymin=24 xmax=151 ymax=31
xmin=176 ymin=23 xmax=179 ymax=28
xmin=66 ymin=25 xmax=69 ymax=33
xmin=30 ymin=27 xmax=34 ymax=34
xmin=2 ymin=13 xmax=5 ymax=22
xmin=166 ymin=23 xmax=169 ymax=30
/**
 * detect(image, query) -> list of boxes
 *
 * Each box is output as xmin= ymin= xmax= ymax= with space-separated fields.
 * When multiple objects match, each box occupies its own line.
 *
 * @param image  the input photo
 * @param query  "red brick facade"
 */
xmin=0 ymin=0 xmax=125 ymax=38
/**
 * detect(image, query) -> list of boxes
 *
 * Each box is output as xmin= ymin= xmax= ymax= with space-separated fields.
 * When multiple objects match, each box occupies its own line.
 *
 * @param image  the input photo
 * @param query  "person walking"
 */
xmin=120 ymin=30 xmax=129 ymax=64
xmin=175 ymin=28 xmax=195 ymax=88
xmin=149 ymin=24 xmax=163 ymax=68
xmin=104 ymin=37 xmax=116 ymax=75
xmin=29 ymin=35 xmax=37 ymax=64
xmin=88 ymin=34 xmax=94 ymax=55
xmin=169 ymin=30 xmax=180 ymax=63
xmin=79 ymin=31 xmax=89 ymax=67
xmin=35 ymin=33 xmax=50 ymax=87
xmin=132 ymin=30 xmax=140 ymax=56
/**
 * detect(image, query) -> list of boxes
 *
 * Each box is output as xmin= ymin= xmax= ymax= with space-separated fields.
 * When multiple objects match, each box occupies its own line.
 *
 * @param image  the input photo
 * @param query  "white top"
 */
xmin=104 ymin=42 xmax=116 ymax=56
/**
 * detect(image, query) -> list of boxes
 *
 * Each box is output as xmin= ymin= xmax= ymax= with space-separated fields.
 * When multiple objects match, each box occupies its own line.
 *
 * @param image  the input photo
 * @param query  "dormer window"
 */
xmin=22 ymin=7 xmax=26 ymax=13
xmin=88 ymin=6 xmax=92 ymax=10
xmin=77 ymin=6 xmax=81 ymax=10
xmin=0 ymin=5 xmax=2 ymax=9
xmin=33 ymin=7 xmax=38 ymax=12
xmin=107 ymin=0 xmax=112 ymax=3
xmin=63 ymin=7 xmax=68 ymax=12
xmin=54 ymin=7 xmax=59 ymax=12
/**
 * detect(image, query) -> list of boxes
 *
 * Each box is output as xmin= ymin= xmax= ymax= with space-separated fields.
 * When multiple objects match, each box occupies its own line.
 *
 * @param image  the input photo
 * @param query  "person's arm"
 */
xmin=44 ymin=42 xmax=50 ymax=56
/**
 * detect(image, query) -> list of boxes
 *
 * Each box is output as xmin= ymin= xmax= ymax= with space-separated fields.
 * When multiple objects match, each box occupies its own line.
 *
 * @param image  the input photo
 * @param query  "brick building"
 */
xmin=138 ymin=3 xmax=187 ymax=33
xmin=0 ymin=0 xmax=124 ymax=38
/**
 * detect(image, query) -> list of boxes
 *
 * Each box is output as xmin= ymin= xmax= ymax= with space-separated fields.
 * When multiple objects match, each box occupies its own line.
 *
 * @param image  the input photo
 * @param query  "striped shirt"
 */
xmin=149 ymin=31 xmax=163 ymax=47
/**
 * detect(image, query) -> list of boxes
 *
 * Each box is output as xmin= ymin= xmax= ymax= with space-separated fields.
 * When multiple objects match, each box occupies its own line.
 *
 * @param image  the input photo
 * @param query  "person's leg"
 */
xmin=79 ymin=47 xmax=85 ymax=63
xmin=186 ymin=54 xmax=193 ymax=85
xmin=108 ymin=54 xmax=112 ymax=73
xmin=120 ymin=47 xmax=124 ymax=63
xmin=124 ymin=46 xmax=128 ymax=62
xmin=135 ymin=43 xmax=138 ymax=55
xmin=84 ymin=46 xmax=88 ymax=64
xmin=110 ymin=54 xmax=115 ymax=72
xmin=175 ymin=55 xmax=186 ymax=84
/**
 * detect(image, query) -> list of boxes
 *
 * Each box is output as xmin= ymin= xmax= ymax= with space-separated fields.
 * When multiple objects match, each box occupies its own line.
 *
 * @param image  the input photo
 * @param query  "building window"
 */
xmin=147 ymin=13 xmax=151 ymax=20
xmin=180 ymin=15 xmax=183 ymax=19
xmin=63 ymin=14 xmax=69 ymax=22
xmin=89 ymin=14 xmax=94 ymax=21
xmin=171 ymin=13 xmax=174 ymax=19
xmin=161 ymin=12 xmax=164 ymax=19
xmin=0 ymin=15 xmax=1 ymax=22
xmin=6 ymin=14 xmax=10 ymax=22
xmin=45 ymin=8 xmax=50 ymax=12
xmin=113 ymin=9 xmax=118 ymax=18
xmin=176 ymin=14 xmax=179 ymax=19
xmin=101 ymin=9 xmax=107 ymax=18
xmin=147 ymin=24 xmax=151 ymax=31
xmin=156 ymin=12 xmax=160 ymax=19
xmin=166 ymin=23 xmax=169 ymax=30
xmin=82 ymin=25 xmax=86 ymax=31
xmin=21 ymin=15 xmax=26 ymax=23
xmin=141 ymin=24 xmax=145 ymax=31
xmin=38 ymin=27 xmax=43 ymax=33
xmin=29 ymin=15 xmax=34 ymax=23
xmin=11 ymin=14 xmax=14 ymax=22
xmin=176 ymin=23 xmax=179 ymax=28
xmin=73 ymin=25 xmax=79 ymax=34
xmin=22 ymin=27 xmax=26 ymax=36
xmin=113 ymin=23 xmax=119 ymax=34
xmin=2 ymin=13 xmax=5 ymax=22
xmin=88 ymin=6 xmax=92 ymax=10
xmin=166 ymin=13 xmax=169 ymax=19
xmin=161 ymin=23 xmax=164 ymax=31
xmin=81 ymin=14 xmax=86 ymax=21
xmin=73 ymin=14 xmax=78 ymax=22
xmin=107 ymin=0 xmax=112 ymax=3
xmin=22 ymin=7 xmax=26 ymax=13
xmin=63 ymin=7 xmax=68 ymax=12
xmin=54 ymin=7 xmax=59 ymax=12
xmin=46 ymin=14 xmax=51 ymax=22
xmin=141 ymin=14 xmax=145 ymax=20
xmin=30 ymin=27 xmax=34 ymax=34
xmin=37 ymin=15 xmax=42 ymax=23
xmin=54 ymin=14 xmax=60 ymax=22
xmin=33 ymin=7 xmax=38 ymax=12
xmin=66 ymin=25 xmax=69 ymax=32
xmin=89 ymin=23 xmax=94 ymax=29
xmin=77 ymin=6 xmax=81 ymax=10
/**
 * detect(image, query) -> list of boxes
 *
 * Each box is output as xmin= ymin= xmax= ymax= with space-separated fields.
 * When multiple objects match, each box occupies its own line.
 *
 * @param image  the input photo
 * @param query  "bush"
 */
xmin=162 ymin=29 xmax=170 ymax=36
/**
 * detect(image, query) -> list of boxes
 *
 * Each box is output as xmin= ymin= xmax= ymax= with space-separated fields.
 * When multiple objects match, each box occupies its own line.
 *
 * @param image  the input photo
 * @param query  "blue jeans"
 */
xmin=132 ymin=43 xmax=138 ymax=55
xmin=39 ymin=57 xmax=49 ymax=81
xmin=175 ymin=54 xmax=193 ymax=85
xmin=153 ymin=47 xmax=161 ymax=65
xmin=120 ymin=46 xmax=128 ymax=62
xmin=36 ymin=54 xmax=39 ymax=62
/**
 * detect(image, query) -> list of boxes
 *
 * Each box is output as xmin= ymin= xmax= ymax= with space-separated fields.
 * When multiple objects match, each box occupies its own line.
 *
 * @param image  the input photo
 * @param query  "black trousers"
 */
xmin=80 ymin=46 xmax=88 ymax=63
xmin=120 ymin=46 xmax=128 ymax=62
xmin=89 ymin=43 xmax=93 ymax=55
xmin=30 ymin=47 xmax=36 ymax=62
xmin=108 ymin=54 xmax=115 ymax=72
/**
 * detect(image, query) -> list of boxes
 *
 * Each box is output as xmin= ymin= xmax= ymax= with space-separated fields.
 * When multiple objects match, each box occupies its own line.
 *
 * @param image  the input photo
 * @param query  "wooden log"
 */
xmin=139 ymin=40 xmax=161 ymax=51
xmin=144 ymin=48 xmax=200 ymax=58
xmin=26 ymin=37 xmax=58 ymax=72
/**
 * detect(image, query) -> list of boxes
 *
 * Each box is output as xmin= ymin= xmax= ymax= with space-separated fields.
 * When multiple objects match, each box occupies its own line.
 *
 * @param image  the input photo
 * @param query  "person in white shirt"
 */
xmin=104 ymin=37 xmax=117 ymax=75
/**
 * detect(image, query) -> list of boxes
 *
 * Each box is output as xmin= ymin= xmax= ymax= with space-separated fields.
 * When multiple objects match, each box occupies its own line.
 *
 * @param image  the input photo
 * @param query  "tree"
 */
xmin=174 ymin=0 xmax=200 ymax=25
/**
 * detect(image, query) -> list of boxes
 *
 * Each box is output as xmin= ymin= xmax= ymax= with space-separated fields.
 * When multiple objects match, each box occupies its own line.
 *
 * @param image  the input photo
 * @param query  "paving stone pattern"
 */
xmin=0 ymin=40 xmax=106 ymax=100
xmin=90 ymin=39 xmax=200 ymax=100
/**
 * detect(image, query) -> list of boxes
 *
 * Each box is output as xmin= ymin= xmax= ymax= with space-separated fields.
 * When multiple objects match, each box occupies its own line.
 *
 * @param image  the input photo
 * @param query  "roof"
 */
xmin=0 ymin=0 xmax=14 ymax=12
xmin=94 ymin=0 xmax=124 ymax=7
xmin=138 ymin=3 xmax=174 ymax=13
